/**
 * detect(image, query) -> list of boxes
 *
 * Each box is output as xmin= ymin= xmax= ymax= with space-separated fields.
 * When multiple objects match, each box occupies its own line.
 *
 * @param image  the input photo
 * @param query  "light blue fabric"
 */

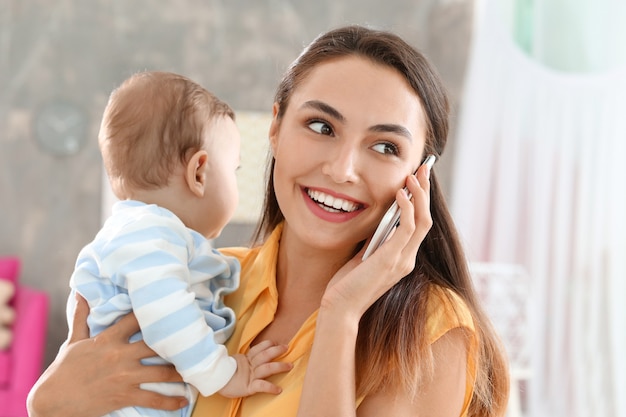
xmin=66 ymin=200 xmax=240 ymax=417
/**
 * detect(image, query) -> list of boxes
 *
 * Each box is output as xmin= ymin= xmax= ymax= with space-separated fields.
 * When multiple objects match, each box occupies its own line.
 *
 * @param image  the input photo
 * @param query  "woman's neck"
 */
xmin=275 ymin=224 xmax=355 ymax=305
xmin=251 ymin=222 xmax=358 ymax=346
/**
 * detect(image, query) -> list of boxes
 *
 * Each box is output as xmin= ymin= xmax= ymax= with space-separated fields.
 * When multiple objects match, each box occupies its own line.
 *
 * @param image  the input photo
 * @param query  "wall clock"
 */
xmin=34 ymin=100 xmax=88 ymax=156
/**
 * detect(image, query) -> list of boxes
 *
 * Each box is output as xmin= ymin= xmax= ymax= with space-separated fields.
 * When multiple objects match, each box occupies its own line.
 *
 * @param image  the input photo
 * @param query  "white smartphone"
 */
xmin=361 ymin=154 xmax=436 ymax=260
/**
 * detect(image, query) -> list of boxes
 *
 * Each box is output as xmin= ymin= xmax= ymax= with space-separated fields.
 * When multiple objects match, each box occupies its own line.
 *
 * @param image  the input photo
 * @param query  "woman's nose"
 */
xmin=321 ymin=144 xmax=360 ymax=183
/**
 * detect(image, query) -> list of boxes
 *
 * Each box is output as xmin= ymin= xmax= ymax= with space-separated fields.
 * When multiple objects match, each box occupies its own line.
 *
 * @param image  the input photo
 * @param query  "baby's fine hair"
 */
xmin=99 ymin=71 xmax=234 ymax=197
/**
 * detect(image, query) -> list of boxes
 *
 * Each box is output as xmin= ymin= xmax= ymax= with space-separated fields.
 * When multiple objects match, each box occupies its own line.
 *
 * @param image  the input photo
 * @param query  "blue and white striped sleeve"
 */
xmin=106 ymin=214 xmax=237 ymax=395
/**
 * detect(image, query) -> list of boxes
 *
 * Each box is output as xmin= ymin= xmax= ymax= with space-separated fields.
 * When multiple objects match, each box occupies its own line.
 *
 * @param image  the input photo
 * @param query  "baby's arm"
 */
xmin=218 ymin=340 xmax=293 ymax=398
xmin=121 ymin=222 xmax=290 ymax=396
xmin=125 ymin=243 xmax=236 ymax=395
xmin=132 ymin=263 xmax=291 ymax=397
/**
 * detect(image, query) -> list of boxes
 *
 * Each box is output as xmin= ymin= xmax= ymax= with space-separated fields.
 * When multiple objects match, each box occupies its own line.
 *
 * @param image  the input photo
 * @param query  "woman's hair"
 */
xmin=99 ymin=71 xmax=235 ymax=199
xmin=253 ymin=26 xmax=509 ymax=416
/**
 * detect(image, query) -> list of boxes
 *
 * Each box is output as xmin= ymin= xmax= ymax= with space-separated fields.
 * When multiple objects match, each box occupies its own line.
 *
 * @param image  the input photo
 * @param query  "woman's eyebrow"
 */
xmin=302 ymin=100 xmax=345 ymax=122
xmin=301 ymin=99 xmax=412 ymax=141
xmin=369 ymin=124 xmax=412 ymax=141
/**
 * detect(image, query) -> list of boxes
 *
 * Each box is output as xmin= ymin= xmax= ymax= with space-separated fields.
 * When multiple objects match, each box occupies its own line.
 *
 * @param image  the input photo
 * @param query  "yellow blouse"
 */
xmin=193 ymin=224 xmax=477 ymax=417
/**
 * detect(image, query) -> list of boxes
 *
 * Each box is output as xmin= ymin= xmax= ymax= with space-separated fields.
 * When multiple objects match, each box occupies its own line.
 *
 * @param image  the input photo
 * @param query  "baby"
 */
xmin=65 ymin=71 xmax=288 ymax=417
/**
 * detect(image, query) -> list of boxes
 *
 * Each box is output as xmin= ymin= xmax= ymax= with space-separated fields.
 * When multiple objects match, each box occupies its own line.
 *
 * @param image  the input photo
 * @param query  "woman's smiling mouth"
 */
xmin=305 ymin=188 xmax=363 ymax=213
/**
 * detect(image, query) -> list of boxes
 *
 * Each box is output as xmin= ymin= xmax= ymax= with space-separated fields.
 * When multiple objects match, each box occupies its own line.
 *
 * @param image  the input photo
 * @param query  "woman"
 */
xmin=28 ymin=25 xmax=509 ymax=417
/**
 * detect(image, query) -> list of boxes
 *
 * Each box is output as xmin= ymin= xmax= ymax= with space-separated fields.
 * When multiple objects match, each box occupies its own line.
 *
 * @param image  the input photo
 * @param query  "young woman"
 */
xmin=28 ymin=25 xmax=509 ymax=417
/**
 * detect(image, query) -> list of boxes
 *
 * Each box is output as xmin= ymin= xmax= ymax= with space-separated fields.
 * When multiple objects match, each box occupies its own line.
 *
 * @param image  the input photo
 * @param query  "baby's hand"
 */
xmin=218 ymin=340 xmax=292 ymax=398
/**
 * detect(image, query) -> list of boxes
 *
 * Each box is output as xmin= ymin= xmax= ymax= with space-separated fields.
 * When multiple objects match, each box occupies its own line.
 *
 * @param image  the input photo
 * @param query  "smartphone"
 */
xmin=361 ymin=154 xmax=436 ymax=260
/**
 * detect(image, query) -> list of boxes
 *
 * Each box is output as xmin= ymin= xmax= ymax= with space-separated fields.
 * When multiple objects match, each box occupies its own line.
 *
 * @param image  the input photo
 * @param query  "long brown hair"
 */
xmin=253 ymin=26 xmax=509 ymax=416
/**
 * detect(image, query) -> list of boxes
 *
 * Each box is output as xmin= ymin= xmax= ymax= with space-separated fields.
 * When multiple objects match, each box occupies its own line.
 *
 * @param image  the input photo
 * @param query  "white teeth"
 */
xmin=307 ymin=189 xmax=359 ymax=212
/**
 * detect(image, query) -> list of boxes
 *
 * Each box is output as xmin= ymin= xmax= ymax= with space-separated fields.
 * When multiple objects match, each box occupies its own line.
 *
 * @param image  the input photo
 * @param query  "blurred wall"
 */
xmin=0 ymin=0 xmax=474 ymax=366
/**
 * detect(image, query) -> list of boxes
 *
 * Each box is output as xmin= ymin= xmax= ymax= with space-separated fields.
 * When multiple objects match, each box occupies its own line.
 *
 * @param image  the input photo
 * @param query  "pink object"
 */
xmin=0 ymin=256 xmax=50 ymax=417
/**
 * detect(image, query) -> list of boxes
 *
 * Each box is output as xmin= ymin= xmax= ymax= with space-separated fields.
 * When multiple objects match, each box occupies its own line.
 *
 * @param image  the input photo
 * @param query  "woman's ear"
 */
xmin=268 ymin=102 xmax=280 ymax=157
xmin=185 ymin=150 xmax=209 ymax=198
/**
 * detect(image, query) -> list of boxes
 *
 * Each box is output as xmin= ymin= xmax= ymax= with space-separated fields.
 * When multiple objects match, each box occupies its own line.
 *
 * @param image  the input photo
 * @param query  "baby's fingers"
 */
xmin=254 ymin=360 xmax=293 ymax=380
xmin=248 ymin=340 xmax=293 ymax=387
xmin=248 ymin=379 xmax=283 ymax=395
xmin=248 ymin=341 xmax=289 ymax=367
xmin=247 ymin=340 xmax=275 ymax=356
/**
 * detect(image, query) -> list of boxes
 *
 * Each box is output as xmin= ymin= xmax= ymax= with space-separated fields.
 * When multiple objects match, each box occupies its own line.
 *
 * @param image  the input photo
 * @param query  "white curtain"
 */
xmin=450 ymin=1 xmax=626 ymax=416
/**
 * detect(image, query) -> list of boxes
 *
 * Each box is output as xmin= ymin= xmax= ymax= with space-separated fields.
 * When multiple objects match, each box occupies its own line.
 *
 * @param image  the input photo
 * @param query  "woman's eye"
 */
xmin=308 ymin=120 xmax=333 ymax=136
xmin=372 ymin=142 xmax=399 ymax=156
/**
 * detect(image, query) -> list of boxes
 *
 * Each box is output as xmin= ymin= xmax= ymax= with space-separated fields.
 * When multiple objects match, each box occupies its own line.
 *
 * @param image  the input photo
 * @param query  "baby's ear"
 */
xmin=185 ymin=150 xmax=209 ymax=197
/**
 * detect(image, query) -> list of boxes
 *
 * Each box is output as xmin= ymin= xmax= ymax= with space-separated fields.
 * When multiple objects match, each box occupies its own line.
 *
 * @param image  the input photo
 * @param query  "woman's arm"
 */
xmin=357 ymin=328 xmax=468 ymax=417
xmin=27 ymin=296 xmax=186 ymax=417
xmin=300 ymin=313 xmax=469 ymax=417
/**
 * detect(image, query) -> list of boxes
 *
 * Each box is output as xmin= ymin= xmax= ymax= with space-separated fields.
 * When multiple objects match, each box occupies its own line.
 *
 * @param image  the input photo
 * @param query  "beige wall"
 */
xmin=0 ymin=0 xmax=474 ymax=366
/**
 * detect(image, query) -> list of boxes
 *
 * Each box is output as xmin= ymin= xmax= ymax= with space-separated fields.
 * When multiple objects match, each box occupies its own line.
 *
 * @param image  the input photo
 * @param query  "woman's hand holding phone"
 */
xmin=361 ymin=154 xmax=436 ymax=260
xmin=323 ymin=154 xmax=435 ymax=316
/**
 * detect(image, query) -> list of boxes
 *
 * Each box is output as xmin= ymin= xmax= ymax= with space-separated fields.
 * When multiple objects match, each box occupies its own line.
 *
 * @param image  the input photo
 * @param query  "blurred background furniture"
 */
xmin=0 ymin=256 xmax=50 ymax=417
xmin=470 ymin=262 xmax=531 ymax=417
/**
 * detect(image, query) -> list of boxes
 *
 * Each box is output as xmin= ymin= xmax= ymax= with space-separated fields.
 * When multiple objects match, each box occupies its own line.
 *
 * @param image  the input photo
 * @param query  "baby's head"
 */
xmin=99 ymin=71 xmax=241 ymax=238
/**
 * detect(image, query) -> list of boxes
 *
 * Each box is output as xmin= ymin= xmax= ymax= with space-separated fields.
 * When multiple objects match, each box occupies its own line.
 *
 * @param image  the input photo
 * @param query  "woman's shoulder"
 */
xmin=424 ymin=284 xmax=476 ymax=344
